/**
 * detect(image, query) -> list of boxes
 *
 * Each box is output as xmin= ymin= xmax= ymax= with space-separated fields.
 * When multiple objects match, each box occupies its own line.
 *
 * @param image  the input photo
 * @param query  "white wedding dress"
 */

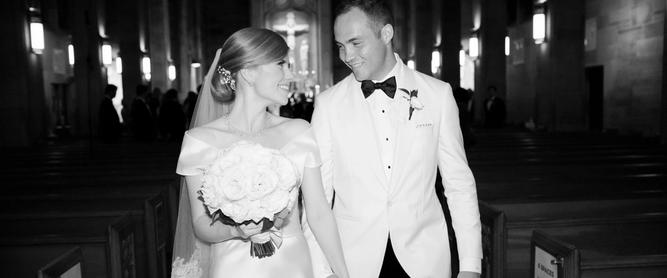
xmin=172 ymin=126 xmax=321 ymax=278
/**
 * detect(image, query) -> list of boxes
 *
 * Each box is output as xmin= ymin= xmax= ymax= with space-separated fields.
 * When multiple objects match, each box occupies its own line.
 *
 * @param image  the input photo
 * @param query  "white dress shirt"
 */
xmin=364 ymin=61 xmax=400 ymax=180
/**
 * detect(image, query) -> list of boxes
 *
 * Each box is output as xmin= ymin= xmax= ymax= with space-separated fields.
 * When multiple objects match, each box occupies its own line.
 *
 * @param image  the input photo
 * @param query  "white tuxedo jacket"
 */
xmin=308 ymin=54 xmax=482 ymax=278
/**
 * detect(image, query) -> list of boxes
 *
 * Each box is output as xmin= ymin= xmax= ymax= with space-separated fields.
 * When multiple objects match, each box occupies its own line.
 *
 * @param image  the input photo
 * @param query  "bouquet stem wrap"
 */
xmin=249 ymin=228 xmax=283 ymax=258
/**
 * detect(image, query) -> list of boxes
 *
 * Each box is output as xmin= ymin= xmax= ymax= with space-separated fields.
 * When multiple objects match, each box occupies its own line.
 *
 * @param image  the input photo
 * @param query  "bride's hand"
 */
xmin=232 ymin=222 xmax=263 ymax=239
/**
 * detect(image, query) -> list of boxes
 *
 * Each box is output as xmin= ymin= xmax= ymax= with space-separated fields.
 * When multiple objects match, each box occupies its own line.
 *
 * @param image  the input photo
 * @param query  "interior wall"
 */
xmin=585 ymin=0 xmax=665 ymax=136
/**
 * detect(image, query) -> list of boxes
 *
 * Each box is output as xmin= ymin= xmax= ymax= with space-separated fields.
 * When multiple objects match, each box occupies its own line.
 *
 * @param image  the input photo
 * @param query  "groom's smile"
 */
xmin=334 ymin=7 xmax=394 ymax=81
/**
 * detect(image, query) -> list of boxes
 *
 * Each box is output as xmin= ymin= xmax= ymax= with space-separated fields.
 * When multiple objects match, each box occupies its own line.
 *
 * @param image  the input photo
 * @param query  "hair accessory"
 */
xmin=217 ymin=66 xmax=236 ymax=90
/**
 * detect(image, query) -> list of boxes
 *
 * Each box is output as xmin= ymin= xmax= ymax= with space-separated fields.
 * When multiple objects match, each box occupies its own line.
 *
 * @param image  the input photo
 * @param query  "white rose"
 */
xmin=410 ymin=96 xmax=424 ymax=109
xmin=246 ymin=167 xmax=278 ymax=200
xmin=273 ymin=156 xmax=298 ymax=190
xmin=218 ymin=170 xmax=248 ymax=201
xmin=200 ymin=175 xmax=229 ymax=210
xmin=260 ymin=189 xmax=289 ymax=214
xmin=246 ymin=200 xmax=271 ymax=222
xmin=220 ymin=202 xmax=249 ymax=223
xmin=211 ymin=152 xmax=242 ymax=173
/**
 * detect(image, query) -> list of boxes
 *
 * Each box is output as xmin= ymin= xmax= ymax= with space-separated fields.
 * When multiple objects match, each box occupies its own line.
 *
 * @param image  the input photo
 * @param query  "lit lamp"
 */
xmin=168 ymin=64 xmax=176 ymax=81
xmin=533 ymin=6 xmax=546 ymax=44
xmin=29 ymin=20 xmax=45 ymax=54
xmin=469 ymin=34 xmax=479 ymax=59
xmin=430 ymin=50 xmax=441 ymax=75
xmin=67 ymin=44 xmax=75 ymax=65
xmin=115 ymin=57 xmax=122 ymax=73
xmin=459 ymin=49 xmax=465 ymax=67
xmin=505 ymin=36 xmax=510 ymax=56
xmin=142 ymin=56 xmax=151 ymax=81
xmin=191 ymin=61 xmax=201 ymax=68
xmin=101 ymin=43 xmax=113 ymax=65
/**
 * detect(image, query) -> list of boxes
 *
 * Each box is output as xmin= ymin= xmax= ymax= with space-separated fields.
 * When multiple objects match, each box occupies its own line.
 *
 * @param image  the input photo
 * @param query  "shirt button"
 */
xmin=381 ymin=110 xmax=385 ymax=113
xmin=387 ymin=165 xmax=391 ymax=169
xmin=385 ymin=138 xmax=389 ymax=141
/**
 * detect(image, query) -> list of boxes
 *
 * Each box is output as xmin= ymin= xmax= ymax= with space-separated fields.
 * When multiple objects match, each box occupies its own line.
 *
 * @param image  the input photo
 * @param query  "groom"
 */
xmin=309 ymin=0 xmax=482 ymax=277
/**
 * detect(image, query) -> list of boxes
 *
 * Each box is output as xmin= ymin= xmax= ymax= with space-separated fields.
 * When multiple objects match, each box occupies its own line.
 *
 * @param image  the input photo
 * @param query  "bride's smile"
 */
xmin=254 ymin=59 xmax=294 ymax=106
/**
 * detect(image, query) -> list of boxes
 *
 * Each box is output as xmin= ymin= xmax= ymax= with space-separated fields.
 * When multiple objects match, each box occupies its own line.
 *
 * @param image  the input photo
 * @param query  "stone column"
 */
xmin=477 ymin=0 xmax=507 ymax=123
xmin=534 ymin=0 xmax=585 ymax=131
xmin=112 ymin=0 xmax=142 ymax=114
xmin=391 ymin=0 xmax=408 ymax=59
xmin=317 ymin=0 xmax=333 ymax=88
xmin=415 ymin=1 xmax=434 ymax=75
xmin=147 ymin=0 xmax=170 ymax=91
xmin=407 ymin=0 xmax=417 ymax=64
xmin=551 ymin=0 xmax=585 ymax=131
xmin=441 ymin=0 xmax=461 ymax=86
xmin=71 ymin=0 xmax=104 ymax=138
xmin=0 ymin=0 xmax=46 ymax=146
xmin=176 ymin=0 xmax=191 ymax=97
xmin=662 ymin=2 xmax=667 ymax=144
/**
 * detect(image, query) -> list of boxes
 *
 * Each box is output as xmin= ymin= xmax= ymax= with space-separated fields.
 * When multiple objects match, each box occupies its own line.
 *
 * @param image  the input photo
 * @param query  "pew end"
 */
xmin=37 ymin=246 xmax=84 ymax=278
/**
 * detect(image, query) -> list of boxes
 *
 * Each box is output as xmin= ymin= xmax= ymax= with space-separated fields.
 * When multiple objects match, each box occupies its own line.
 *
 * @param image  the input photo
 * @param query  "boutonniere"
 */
xmin=399 ymin=88 xmax=423 ymax=120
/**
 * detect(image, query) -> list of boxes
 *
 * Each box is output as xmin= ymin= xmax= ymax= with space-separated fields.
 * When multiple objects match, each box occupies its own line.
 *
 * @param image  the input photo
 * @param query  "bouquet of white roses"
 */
xmin=199 ymin=141 xmax=300 ymax=258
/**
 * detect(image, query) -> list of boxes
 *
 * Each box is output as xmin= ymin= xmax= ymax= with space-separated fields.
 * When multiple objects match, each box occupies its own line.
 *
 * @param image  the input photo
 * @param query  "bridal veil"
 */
xmin=171 ymin=48 xmax=230 ymax=278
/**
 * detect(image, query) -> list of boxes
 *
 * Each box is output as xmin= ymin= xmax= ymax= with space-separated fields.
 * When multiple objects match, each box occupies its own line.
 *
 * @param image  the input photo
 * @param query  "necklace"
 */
xmin=224 ymin=113 xmax=272 ymax=138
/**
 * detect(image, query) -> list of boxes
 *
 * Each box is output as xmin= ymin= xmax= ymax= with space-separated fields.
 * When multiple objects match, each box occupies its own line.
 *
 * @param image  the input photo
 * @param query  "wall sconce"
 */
xmin=168 ymin=64 xmax=176 ymax=81
xmin=505 ymin=36 xmax=510 ymax=56
xmin=459 ymin=49 xmax=465 ymax=67
xmin=469 ymin=34 xmax=479 ymax=59
xmin=101 ymin=42 xmax=113 ymax=65
xmin=533 ymin=6 xmax=546 ymax=44
xmin=115 ymin=57 xmax=122 ymax=73
xmin=67 ymin=44 xmax=75 ymax=65
xmin=29 ymin=21 xmax=45 ymax=54
xmin=142 ymin=55 xmax=151 ymax=81
xmin=191 ymin=61 xmax=201 ymax=68
xmin=430 ymin=50 xmax=441 ymax=75
xmin=407 ymin=59 xmax=415 ymax=70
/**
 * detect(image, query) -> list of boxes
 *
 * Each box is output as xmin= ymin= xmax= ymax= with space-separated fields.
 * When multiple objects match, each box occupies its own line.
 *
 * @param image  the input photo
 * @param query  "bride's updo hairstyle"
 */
xmin=211 ymin=27 xmax=289 ymax=102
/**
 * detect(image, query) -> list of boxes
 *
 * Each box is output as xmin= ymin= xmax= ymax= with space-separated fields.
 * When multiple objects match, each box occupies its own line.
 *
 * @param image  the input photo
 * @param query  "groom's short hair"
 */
xmin=335 ymin=0 xmax=394 ymax=34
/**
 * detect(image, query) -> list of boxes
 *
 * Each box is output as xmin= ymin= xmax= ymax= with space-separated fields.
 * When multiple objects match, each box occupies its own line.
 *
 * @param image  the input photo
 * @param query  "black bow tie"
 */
xmin=361 ymin=76 xmax=396 ymax=99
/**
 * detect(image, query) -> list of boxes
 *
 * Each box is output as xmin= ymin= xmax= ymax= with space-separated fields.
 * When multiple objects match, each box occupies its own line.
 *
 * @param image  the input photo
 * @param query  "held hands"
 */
xmin=458 ymin=271 xmax=481 ymax=278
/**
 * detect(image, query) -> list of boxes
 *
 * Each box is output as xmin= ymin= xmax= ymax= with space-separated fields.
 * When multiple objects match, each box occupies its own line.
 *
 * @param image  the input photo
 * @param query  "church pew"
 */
xmin=479 ymin=198 xmax=667 ymax=278
xmin=479 ymin=201 xmax=505 ymax=278
xmin=0 ymin=192 xmax=172 ymax=278
xmin=470 ymin=143 xmax=666 ymax=202
xmin=37 ymin=246 xmax=84 ymax=278
xmin=531 ymin=228 xmax=667 ymax=278
xmin=2 ymin=180 xmax=179 ymax=230
xmin=0 ymin=214 xmax=136 ymax=278
xmin=477 ymin=177 xmax=666 ymax=202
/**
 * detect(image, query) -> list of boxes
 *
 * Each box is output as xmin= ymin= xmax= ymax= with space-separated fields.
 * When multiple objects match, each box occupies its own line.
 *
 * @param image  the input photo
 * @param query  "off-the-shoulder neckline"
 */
xmin=184 ymin=126 xmax=313 ymax=152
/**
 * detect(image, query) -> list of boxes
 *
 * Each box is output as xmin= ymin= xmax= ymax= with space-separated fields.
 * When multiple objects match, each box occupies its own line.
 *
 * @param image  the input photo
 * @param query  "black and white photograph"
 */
xmin=1 ymin=0 xmax=665 ymax=277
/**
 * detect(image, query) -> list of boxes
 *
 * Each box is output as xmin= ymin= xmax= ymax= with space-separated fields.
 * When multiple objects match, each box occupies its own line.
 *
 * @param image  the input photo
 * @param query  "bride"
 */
xmin=171 ymin=27 xmax=349 ymax=278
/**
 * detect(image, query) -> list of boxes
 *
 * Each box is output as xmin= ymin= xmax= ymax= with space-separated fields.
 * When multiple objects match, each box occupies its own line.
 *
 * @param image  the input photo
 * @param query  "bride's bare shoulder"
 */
xmin=185 ymin=119 xmax=235 ymax=147
xmin=274 ymin=116 xmax=310 ymax=137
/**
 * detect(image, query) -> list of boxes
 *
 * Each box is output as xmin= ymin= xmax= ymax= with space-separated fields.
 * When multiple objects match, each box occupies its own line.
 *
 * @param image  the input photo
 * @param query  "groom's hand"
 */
xmin=458 ymin=271 xmax=480 ymax=278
